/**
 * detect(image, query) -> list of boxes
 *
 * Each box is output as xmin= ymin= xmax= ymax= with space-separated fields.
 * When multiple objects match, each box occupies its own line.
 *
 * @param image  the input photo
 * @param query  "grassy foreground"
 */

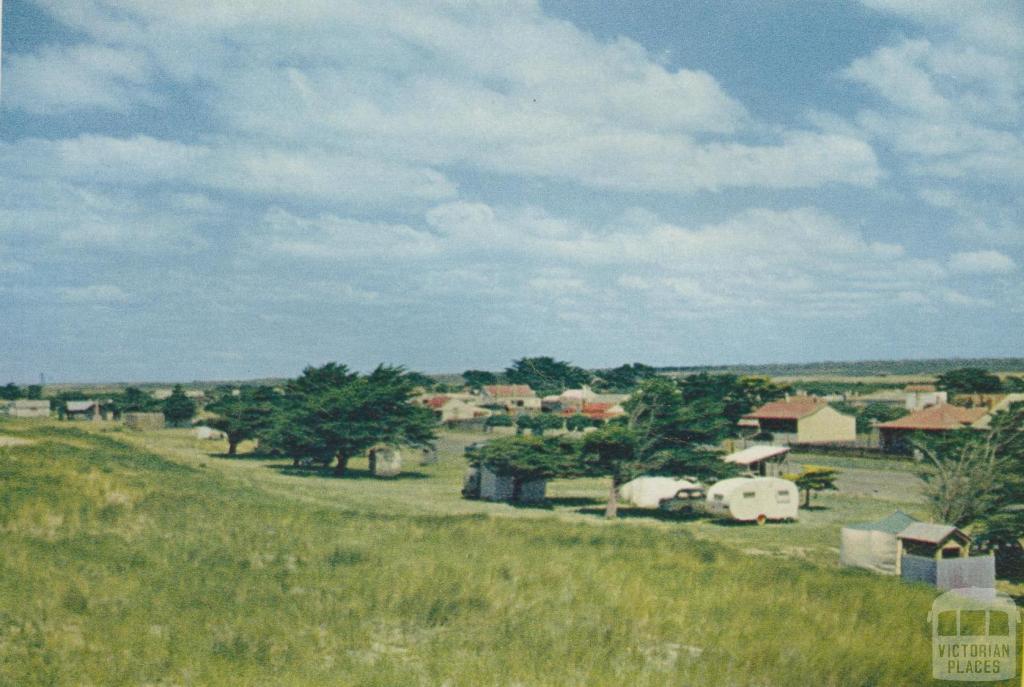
xmin=0 ymin=421 xmax=991 ymax=685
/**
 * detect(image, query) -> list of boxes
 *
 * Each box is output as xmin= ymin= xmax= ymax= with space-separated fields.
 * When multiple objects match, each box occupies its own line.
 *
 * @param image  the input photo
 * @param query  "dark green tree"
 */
xmin=24 ymin=385 xmax=43 ymax=400
xmin=504 ymin=356 xmax=592 ymax=397
xmin=468 ymin=435 xmax=580 ymax=484
xmin=484 ymin=413 xmax=514 ymax=431
xmin=0 ymin=383 xmax=21 ymax=400
xmin=463 ymin=370 xmax=498 ymax=390
xmin=936 ymin=368 xmax=1004 ymax=394
xmin=592 ymin=363 xmax=658 ymax=392
xmin=204 ymin=386 xmax=279 ymax=455
xmin=264 ymin=363 xmax=437 ymax=475
xmin=581 ymin=377 xmax=732 ymax=518
xmin=162 ymin=385 xmax=197 ymax=427
xmin=565 ymin=413 xmax=598 ymax=432
xmin=112 ymin=387 xmax=159 ymax=417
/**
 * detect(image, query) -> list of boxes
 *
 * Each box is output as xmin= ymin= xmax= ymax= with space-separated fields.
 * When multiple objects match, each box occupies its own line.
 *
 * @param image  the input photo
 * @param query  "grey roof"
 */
xmin=897 ymin=522 xmax=969 ymax=544
xmin=846 ymin=510 xmax=918 ymax=534
xmin=66 ymin=401 xmax=96 ymax=412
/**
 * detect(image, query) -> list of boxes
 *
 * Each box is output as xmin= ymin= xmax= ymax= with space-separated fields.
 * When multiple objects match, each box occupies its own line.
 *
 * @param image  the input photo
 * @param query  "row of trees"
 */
xmin=0 ymin=383 xmax=43 ymax=400
xmin=203 ymin=363 xmax=437 ymax=474
xmin=463 ymin=358 xmax=663 ymax=395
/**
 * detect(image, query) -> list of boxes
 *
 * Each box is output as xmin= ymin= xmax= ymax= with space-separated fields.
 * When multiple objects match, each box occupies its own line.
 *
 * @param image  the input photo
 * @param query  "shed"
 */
xmin=6 ymin=400 xmax=51 ymax=418
xmin=368 ymin=446 xmax=402 ymax=477
xmin=840 ymin=510 xmax=918 ymax=574
xmin=897 ymin=523 xmax=971 ymax=559
xmin=721 ymin=445 xmax=791 ymax=477
xmin=66 ymin=400 xmax=101 ymax=421
xmin=462 ymin=466 xmax=546 ymax=504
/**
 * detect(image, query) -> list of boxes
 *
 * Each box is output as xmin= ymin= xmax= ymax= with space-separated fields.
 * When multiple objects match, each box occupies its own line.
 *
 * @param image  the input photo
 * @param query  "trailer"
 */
xmin=705 ymin=477 xmax=799 ymax=524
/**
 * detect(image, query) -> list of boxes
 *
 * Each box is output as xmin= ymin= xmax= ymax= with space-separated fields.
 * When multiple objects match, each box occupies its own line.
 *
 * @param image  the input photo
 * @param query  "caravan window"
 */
xmin=713 ymin=494 xmax=724 ymax=502
xmin=742 ymin=491 xmax=756 ymax=499
xmin=776 ymin=490 xmax=791 ymax=503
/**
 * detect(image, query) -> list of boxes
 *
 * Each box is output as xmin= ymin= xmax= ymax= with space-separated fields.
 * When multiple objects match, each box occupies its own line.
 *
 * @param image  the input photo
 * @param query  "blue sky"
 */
xmin=0 ymin=0 xmax=1021 ymax=382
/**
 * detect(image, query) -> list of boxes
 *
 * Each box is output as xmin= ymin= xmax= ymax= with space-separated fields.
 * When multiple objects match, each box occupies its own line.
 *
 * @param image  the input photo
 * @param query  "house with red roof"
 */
xmin=876 ymin=402 xmax=989 ymax=453
xmin=742 ymin=396 xmax=856 ymax=445
xmin=479 ymin=384 xmax=541 ymax=412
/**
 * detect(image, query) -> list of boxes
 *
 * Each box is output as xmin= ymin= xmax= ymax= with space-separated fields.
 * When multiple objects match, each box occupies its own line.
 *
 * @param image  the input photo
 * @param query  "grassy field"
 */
xmin=0 ymin=419 xmax=1010 ymax=686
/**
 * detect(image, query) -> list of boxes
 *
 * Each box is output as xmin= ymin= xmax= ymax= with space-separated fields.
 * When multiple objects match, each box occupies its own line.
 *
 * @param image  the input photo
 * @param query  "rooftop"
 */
xmin=744 ymin=397 xmax=828 ymax=421
xmin=876 ymin=403 xmax=988 ymax=431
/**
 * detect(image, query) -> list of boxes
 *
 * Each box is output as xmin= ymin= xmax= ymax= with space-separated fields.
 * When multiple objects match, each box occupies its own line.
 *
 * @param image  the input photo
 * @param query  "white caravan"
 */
xmin=705 ymin=477 xmax=799 ymax=524
xmin=619 ymin=476 xmax=699 ymax=508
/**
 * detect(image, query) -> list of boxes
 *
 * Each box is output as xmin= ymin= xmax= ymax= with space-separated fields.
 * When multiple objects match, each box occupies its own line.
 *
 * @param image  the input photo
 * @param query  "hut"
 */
xmin=5 ymin=400 xmax=51 ymax=418
xmin=66 ymin=400 xmax=102 ymax=421
xmin=368 ymin=446 xmax=402 ymax=477
xmin=123 ymin=412 xmax=165 ymax=430
xmin=840 ymin=510 xmax=918 ymax=574
xmin=461 ymin=466 xmax=546 ymax=504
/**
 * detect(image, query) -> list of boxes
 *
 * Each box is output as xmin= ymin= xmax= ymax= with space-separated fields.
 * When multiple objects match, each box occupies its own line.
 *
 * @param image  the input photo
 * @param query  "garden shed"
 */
xmin=840 ymin=510 xmax=918 ymax=574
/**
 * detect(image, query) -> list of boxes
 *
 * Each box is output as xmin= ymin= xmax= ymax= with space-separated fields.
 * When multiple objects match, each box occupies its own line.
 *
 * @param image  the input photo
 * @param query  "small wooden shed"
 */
xmin=368 ymin=446 xmax=402 ymax=477
xmin=897 ymin=523 xmax=971 ymax=560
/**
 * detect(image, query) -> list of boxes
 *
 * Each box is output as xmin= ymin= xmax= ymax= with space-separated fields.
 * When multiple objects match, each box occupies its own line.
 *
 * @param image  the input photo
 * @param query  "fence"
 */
xmin=901 ymin=554 xmax=995 ymax=590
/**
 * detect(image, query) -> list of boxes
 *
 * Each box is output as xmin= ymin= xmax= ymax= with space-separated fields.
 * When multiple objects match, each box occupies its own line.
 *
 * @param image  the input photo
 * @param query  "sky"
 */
xmin=0 ymin=0 xmax=1021 ymax=382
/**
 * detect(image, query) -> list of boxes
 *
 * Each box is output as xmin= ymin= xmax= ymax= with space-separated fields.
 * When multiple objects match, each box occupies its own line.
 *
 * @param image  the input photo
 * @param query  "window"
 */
xmin=742 ymin=491 xmax=756 ymax=499
xmin=713 ymin=494 xmax=724 ymax=502
xmin=776 ymin=490 xmax=791 ymax=503
xmin=960 ymin=610 xmax=987 ymax=636
xmin=937 ymin=611 xmax=958 ymax=637
xmin=989 ymin=611 xmax=1010 ymax=636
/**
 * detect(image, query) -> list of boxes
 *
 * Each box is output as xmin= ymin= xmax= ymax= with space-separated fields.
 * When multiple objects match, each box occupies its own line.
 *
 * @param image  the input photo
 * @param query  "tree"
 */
xmin=592 ymin=363 xmax=658 ymax=392
xmin=463 ymin=370 xmax=498 ymax=390
xmin=533 ymin=413 xmax=565 ymax=436
xmin=114 ymin=387 xmax=159 ymax=416
xmin=484 ymin=413 xmax=514 ymax=431
xmin=936 ymin=368 xmax=1003 ymax=394
xmin=785 ymin=466 xmax=840 ymax=508
xmin=678 ymin=373 xmax=788 ymax=428
xmin=581 ymin=377 xmax=731 ymax=518
xmin=468 ymin=435 xmax=580 ymax=484
xmin=264 ymin=363 xmax=437 ymax=475
xmin=24 ymin=385 xmax=43 ymax=400
xmin=162 ymin=385 xmax=197 ymax=427
xmin=204 ymin=386 xmax=278 ymax=455
xmin=504 ymin=356 xmax=592 ymax=397
xmin=0 ymin=383 xmax=21 ymax=400
xmin=914 ymin=404 xmax=1024 ymax=529
xmin=565 ymin=413 xmax=598 ymax=432
xmin=832 ymin=401 xmax=908 ymax=434
xmin=404 ymin=371 xmax=439 ymax=392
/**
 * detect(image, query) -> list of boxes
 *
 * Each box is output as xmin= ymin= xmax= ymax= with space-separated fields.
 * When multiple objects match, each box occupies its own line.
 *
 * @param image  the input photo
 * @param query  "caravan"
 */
xmin=705 ymin=477 xmax=799 ymax=524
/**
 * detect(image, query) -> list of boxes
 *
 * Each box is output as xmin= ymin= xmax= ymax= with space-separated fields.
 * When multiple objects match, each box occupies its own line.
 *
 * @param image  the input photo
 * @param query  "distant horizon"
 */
xmin=14 ymin=354 xmax=1024 ymax=387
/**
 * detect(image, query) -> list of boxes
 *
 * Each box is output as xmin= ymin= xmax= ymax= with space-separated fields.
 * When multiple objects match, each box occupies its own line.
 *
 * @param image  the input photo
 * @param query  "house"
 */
xmin=561 ymin=401 xmax=625 ymax=422
xmin=415 ymin=394 xmax=491 ymax=424
xmin=904 ymin=384 xmax=947 ymax=411
xmin=876 ymin=403 xmax=989 ymax=453
xmin=973 ymin=393 xmax=1024 ymax=429
xmin=543 ymin=386 xmax=629 ymax=412
xmin=66 ymin=400 xmax=102 ymax=421
xmin=742 ymin=396 xmax=856 ymax=445
xmin=479 ymin=385 xmax=541 ymax=412
xmin=4 ymin=400 xmax=51 ymax=418
xmin=721 ymin=444 xmax=791 ymax=477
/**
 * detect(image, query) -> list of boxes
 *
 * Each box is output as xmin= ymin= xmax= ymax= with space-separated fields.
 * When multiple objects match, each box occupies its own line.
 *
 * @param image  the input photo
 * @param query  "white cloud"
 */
xmin=3 ymin=44 xmax=155 ymax=114
xmin=9 ymin=1 xmax=881 ymax=195
xmin=255 ymin=209 xmax=441 ymax=260
xmin=949 ymin=250 xmax=1017 ymax=274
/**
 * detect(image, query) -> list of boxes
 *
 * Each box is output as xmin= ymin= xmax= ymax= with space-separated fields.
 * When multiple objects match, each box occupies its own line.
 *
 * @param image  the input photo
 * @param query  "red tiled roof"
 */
xmin=425 ymin=396 xmax=450 ymax=409
xmin=877 ymin=403 xmax=988 ymax=431
xmin=744 ymin=397 xmax=828 ymax=420
xmin=483 ymin=384 xmax=536 ymax=398
xmin=904 ymin=384 xmax=937 ymax=392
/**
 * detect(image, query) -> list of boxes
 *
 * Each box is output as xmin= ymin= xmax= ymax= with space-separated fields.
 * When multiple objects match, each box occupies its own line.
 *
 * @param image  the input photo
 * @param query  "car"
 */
xmin=658 ymin=486 xmax=707 ymax=514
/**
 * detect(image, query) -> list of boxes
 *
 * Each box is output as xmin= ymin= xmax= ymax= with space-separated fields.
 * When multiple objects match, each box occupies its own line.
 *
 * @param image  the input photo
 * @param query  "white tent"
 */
xmin=839 ymin=511 xmax=918 ymax=574
xmin=619 ymin=476 xmax=698 ymax=509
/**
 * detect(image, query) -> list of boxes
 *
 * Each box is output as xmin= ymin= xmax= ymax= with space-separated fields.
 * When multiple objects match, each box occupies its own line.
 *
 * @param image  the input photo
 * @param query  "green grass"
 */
xmin=0 ymin=420 xmax=1005 ymax=685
